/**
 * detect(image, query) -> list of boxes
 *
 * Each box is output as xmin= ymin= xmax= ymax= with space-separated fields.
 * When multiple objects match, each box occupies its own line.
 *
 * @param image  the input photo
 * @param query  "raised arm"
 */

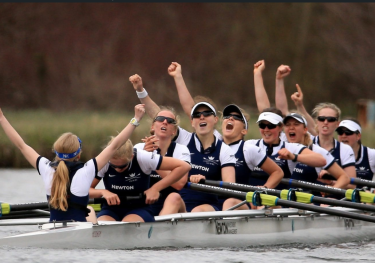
xmin=0 ymin=108 xmax=39 ymax=168
xmin=167 ymin=62 xmax=195 ymax=118
xmin=291 ymin=84 xmax=317 ymax=136
xmin=129 ymin=74 xmax=160 ymax=119
xmin=253 ymin=60 xmax=270 ymax=113
xmin=275 ymin=64 xmax=292 ymax=116
xmin=95 ymin=104 xmax=145 ymax=171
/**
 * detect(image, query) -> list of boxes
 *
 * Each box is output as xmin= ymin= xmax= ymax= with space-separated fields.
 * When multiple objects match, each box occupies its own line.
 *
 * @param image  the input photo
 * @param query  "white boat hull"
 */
xmin=0 ymin=208 xmax=374 ymax=249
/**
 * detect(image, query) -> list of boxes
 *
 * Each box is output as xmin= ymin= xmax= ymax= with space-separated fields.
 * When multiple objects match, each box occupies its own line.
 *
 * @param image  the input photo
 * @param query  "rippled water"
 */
xmin=1 ymin=169 xmax=374 ymax=263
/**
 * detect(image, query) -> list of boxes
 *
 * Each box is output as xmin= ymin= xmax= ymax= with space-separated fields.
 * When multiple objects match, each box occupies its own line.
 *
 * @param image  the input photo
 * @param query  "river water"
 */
xmin=1 ymin=169 xmax=374 ymax=263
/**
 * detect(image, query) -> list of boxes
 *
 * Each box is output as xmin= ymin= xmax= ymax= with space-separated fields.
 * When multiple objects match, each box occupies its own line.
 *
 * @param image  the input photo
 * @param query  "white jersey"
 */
xmin=134 ymin=142 xmax=191 ymax=164
xmin=247 ymin=139 xmax=306 ymax=173
xmin=97 ymin=149 xmax=162 ymax=178
xmin=229 ymin=140 xmax=267 ymax=170
xmin=174 ymin=126 xmax=235 ymax=166
xmin=312 ymin=136 xmax=355 ymax=168
xmin=174 ymin=126 xmax=223 ymax=146
xmin=279 ymin=132 xmax=336 ymax=172
xmin=310 ymin=144 xmax=336 ymax=174
xmin=37 ymin=157 xmax=97 ymax=197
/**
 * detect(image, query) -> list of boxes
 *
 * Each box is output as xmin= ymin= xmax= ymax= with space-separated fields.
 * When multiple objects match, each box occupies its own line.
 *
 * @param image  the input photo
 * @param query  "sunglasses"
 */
xmin=191 ymin=111 xmax=215 ymax=119
xmin=258 ymin=123 xmax=278 ymax=129
xmin=336 ymin=129 xmax=356 ymax=136
xmin=223 ymin=114 xmax=244 ymax=122
xmin=154 ymin=116 xmax=176 ymax=124
xmin=317 ymin=116 xmax=338 ymax=122
xmin=109 ymin=162 xmax=130 ymax=169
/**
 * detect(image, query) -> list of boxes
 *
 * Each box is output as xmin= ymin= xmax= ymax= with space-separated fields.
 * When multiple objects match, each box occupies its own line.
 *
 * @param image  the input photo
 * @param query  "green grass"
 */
xmin=1 ymin=109 xmax=374 ymax=167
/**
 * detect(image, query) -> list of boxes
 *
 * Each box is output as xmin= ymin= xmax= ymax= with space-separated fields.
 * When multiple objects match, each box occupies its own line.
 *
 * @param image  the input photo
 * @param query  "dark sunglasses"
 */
xmin=258 ymin=123 xmax=278 ymax=129
xmin=336 ymin=129 xmax=356 ymax=136
xmin=109 ymin=162 xmax=129 ymax=169
xmin=191 ymin=111 xmax=215 ymax=119
xmin=317 ymin=116 xmax=338 ymax=122
xmin=154 ymin=116 xmax=176 ymax=124
xmin=223 ymin=114 xmax=244 ymax=122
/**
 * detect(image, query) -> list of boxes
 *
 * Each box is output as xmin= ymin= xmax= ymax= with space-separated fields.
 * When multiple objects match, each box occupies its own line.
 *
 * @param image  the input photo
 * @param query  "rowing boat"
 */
xmin=1 ymin=207 xmax=375 ymax=250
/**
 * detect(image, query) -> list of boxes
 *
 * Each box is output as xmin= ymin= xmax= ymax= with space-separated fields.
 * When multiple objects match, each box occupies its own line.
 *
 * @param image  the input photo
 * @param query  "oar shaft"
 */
xmin=187 ymin=183 xmax=375 ymax=223
xmin=205 ymin=180 xmax=375 ymax=212
xmin=351 ymin=178 xmax=375 ymax=188
xmin=1 ymin=194 xmax=144 ymax=215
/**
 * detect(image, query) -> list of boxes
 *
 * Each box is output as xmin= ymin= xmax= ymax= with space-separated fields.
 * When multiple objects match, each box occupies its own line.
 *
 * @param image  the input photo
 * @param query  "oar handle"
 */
xmin=91 ymin=194 xmax=145 ymax=205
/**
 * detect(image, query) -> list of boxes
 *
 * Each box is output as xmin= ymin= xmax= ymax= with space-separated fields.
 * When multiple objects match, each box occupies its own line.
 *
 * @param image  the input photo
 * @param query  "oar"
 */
xmin=186 ymin=182 xmax=375 ymax=223
xmin=251 ymin=173 xmax=375 ymax=204
xmin=0 ymin=195 xmax=144 ymax=217
xmin=321 ymin=174 xmax=375 ymax=189
xmin=203 ymin=180 xmax=375 ymax=213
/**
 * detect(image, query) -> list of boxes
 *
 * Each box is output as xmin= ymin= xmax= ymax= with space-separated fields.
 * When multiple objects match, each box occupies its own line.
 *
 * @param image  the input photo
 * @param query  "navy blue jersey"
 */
xmin=251 ymin=140 xmax=291 ymax=189
xmin=180 ymin=134 xmax=235 ymax=206
xmin=96 ymin=149 xmax=162 ymax=209
xmin=37 ymin=157 xmax=98 ymax=222
xmin=356 ymin=145 xmax=375 ymax=180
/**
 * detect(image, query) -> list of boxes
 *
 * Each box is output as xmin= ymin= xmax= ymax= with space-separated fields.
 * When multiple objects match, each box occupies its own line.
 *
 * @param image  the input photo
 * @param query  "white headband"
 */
xmin=256 ymin=112 xmax=283 ymax=125
xmin=190 ymin=102 xmax=216 ymax=116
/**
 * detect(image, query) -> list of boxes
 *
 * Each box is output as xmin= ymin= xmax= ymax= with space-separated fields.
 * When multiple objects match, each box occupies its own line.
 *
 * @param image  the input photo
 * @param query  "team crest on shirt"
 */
xmin=203 ymin=156 xmax=219 ymax=165
xmin=235 ymin=158 xmax=244 ymax=167
xmin=125 ymin=173 xmax=141 ymax=182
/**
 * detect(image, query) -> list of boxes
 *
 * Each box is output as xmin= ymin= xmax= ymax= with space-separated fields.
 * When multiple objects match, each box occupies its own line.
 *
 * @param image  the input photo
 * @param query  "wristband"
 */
xmin=136 ymin=88 xmax=148 ymax=99
xmin=292 ymin=154 xmax=298 ymax=162
xmin=130 ymin=118 xmax=140 ymax=127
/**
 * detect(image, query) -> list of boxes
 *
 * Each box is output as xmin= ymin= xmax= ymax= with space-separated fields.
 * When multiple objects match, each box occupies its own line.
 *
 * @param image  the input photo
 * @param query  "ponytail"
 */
xmin=49 ymin=161 xmax=70 ymax=211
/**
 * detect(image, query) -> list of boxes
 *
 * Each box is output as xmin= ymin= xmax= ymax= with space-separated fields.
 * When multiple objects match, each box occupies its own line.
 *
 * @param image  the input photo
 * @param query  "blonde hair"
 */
xmin=105 ymin=136 xmax=133 ymax=160
xmin=151 ymin=106 xmax=179 ymax=135
xmin=312 ymin=102 xmax=341 ymax=120
xmin=50 ymin=132 xmax=81 ymax=211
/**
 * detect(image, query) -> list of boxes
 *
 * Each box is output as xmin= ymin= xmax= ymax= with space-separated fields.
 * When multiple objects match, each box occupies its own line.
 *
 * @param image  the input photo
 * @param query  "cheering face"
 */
xmin=284 ymin=119 xmax=307 ymax=144
xmin=337 ymin=128 xmax=361 ymax=149
xmin=222 ymin=111 xmax=246 ymax=141
xmin=191 ymin=105 xmax=217 ymax=136
xmin=316 ymin=108 xmax=339 ymax=136
xmin=151 ymin=110 xmax=177 ymax=140
xmin=258 ymin=121 xmax=282 ymax=145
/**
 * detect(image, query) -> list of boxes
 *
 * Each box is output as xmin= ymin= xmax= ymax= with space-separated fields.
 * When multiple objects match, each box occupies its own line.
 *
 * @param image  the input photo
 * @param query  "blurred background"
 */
xmin=1 ymin=3 xmax=375 ymax=167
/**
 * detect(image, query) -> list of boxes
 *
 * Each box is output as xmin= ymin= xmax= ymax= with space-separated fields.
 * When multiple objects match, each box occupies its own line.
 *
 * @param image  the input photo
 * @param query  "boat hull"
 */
xmin=0 ymin=209 xmax=374 ymax=249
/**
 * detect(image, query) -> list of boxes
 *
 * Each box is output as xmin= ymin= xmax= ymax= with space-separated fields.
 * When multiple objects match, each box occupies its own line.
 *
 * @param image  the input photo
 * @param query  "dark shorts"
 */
xmin=148 ymin=203 xmax=163 ymax=217
xmin=97 ymin=205 xmax=155 ymax=222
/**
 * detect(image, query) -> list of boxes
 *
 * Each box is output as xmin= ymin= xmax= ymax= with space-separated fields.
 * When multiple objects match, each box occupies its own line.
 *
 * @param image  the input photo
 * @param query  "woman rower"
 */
xmin=336 ymin=119 xmax=375 ymax=181
xmin=133 ymin=62 xmax=236 ymax=212
xmin=0 ymin=104 xmax=146 ymax=222
xmin=219 ymin=104 xmax=284 ymax=210
xmin=129 ymin=73 xmax=191 ymax=216
xmin=270 ymin=62 xmax=353 ymax=192
xmin=251 ymin=60 xmax=328 ymax=190
xmin=89 ymin=131 xmax=190 ymax=222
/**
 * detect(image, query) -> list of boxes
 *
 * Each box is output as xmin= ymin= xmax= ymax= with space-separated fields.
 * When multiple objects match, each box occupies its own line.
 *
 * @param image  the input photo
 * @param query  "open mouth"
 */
xmin=199 ymin=122 xmax=207 ymax=127
xmin=225 ymin=122 xmax=234 ymax=131
xmin=161 ymin=127 xmax=167 ymax=131
xmin=289 ymin=132 xmax=296 ymax=140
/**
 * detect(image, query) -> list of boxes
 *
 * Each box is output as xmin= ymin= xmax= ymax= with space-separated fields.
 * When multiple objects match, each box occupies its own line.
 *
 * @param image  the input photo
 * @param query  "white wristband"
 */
xmin=136 ymin=88 xmax=148 ymax=99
